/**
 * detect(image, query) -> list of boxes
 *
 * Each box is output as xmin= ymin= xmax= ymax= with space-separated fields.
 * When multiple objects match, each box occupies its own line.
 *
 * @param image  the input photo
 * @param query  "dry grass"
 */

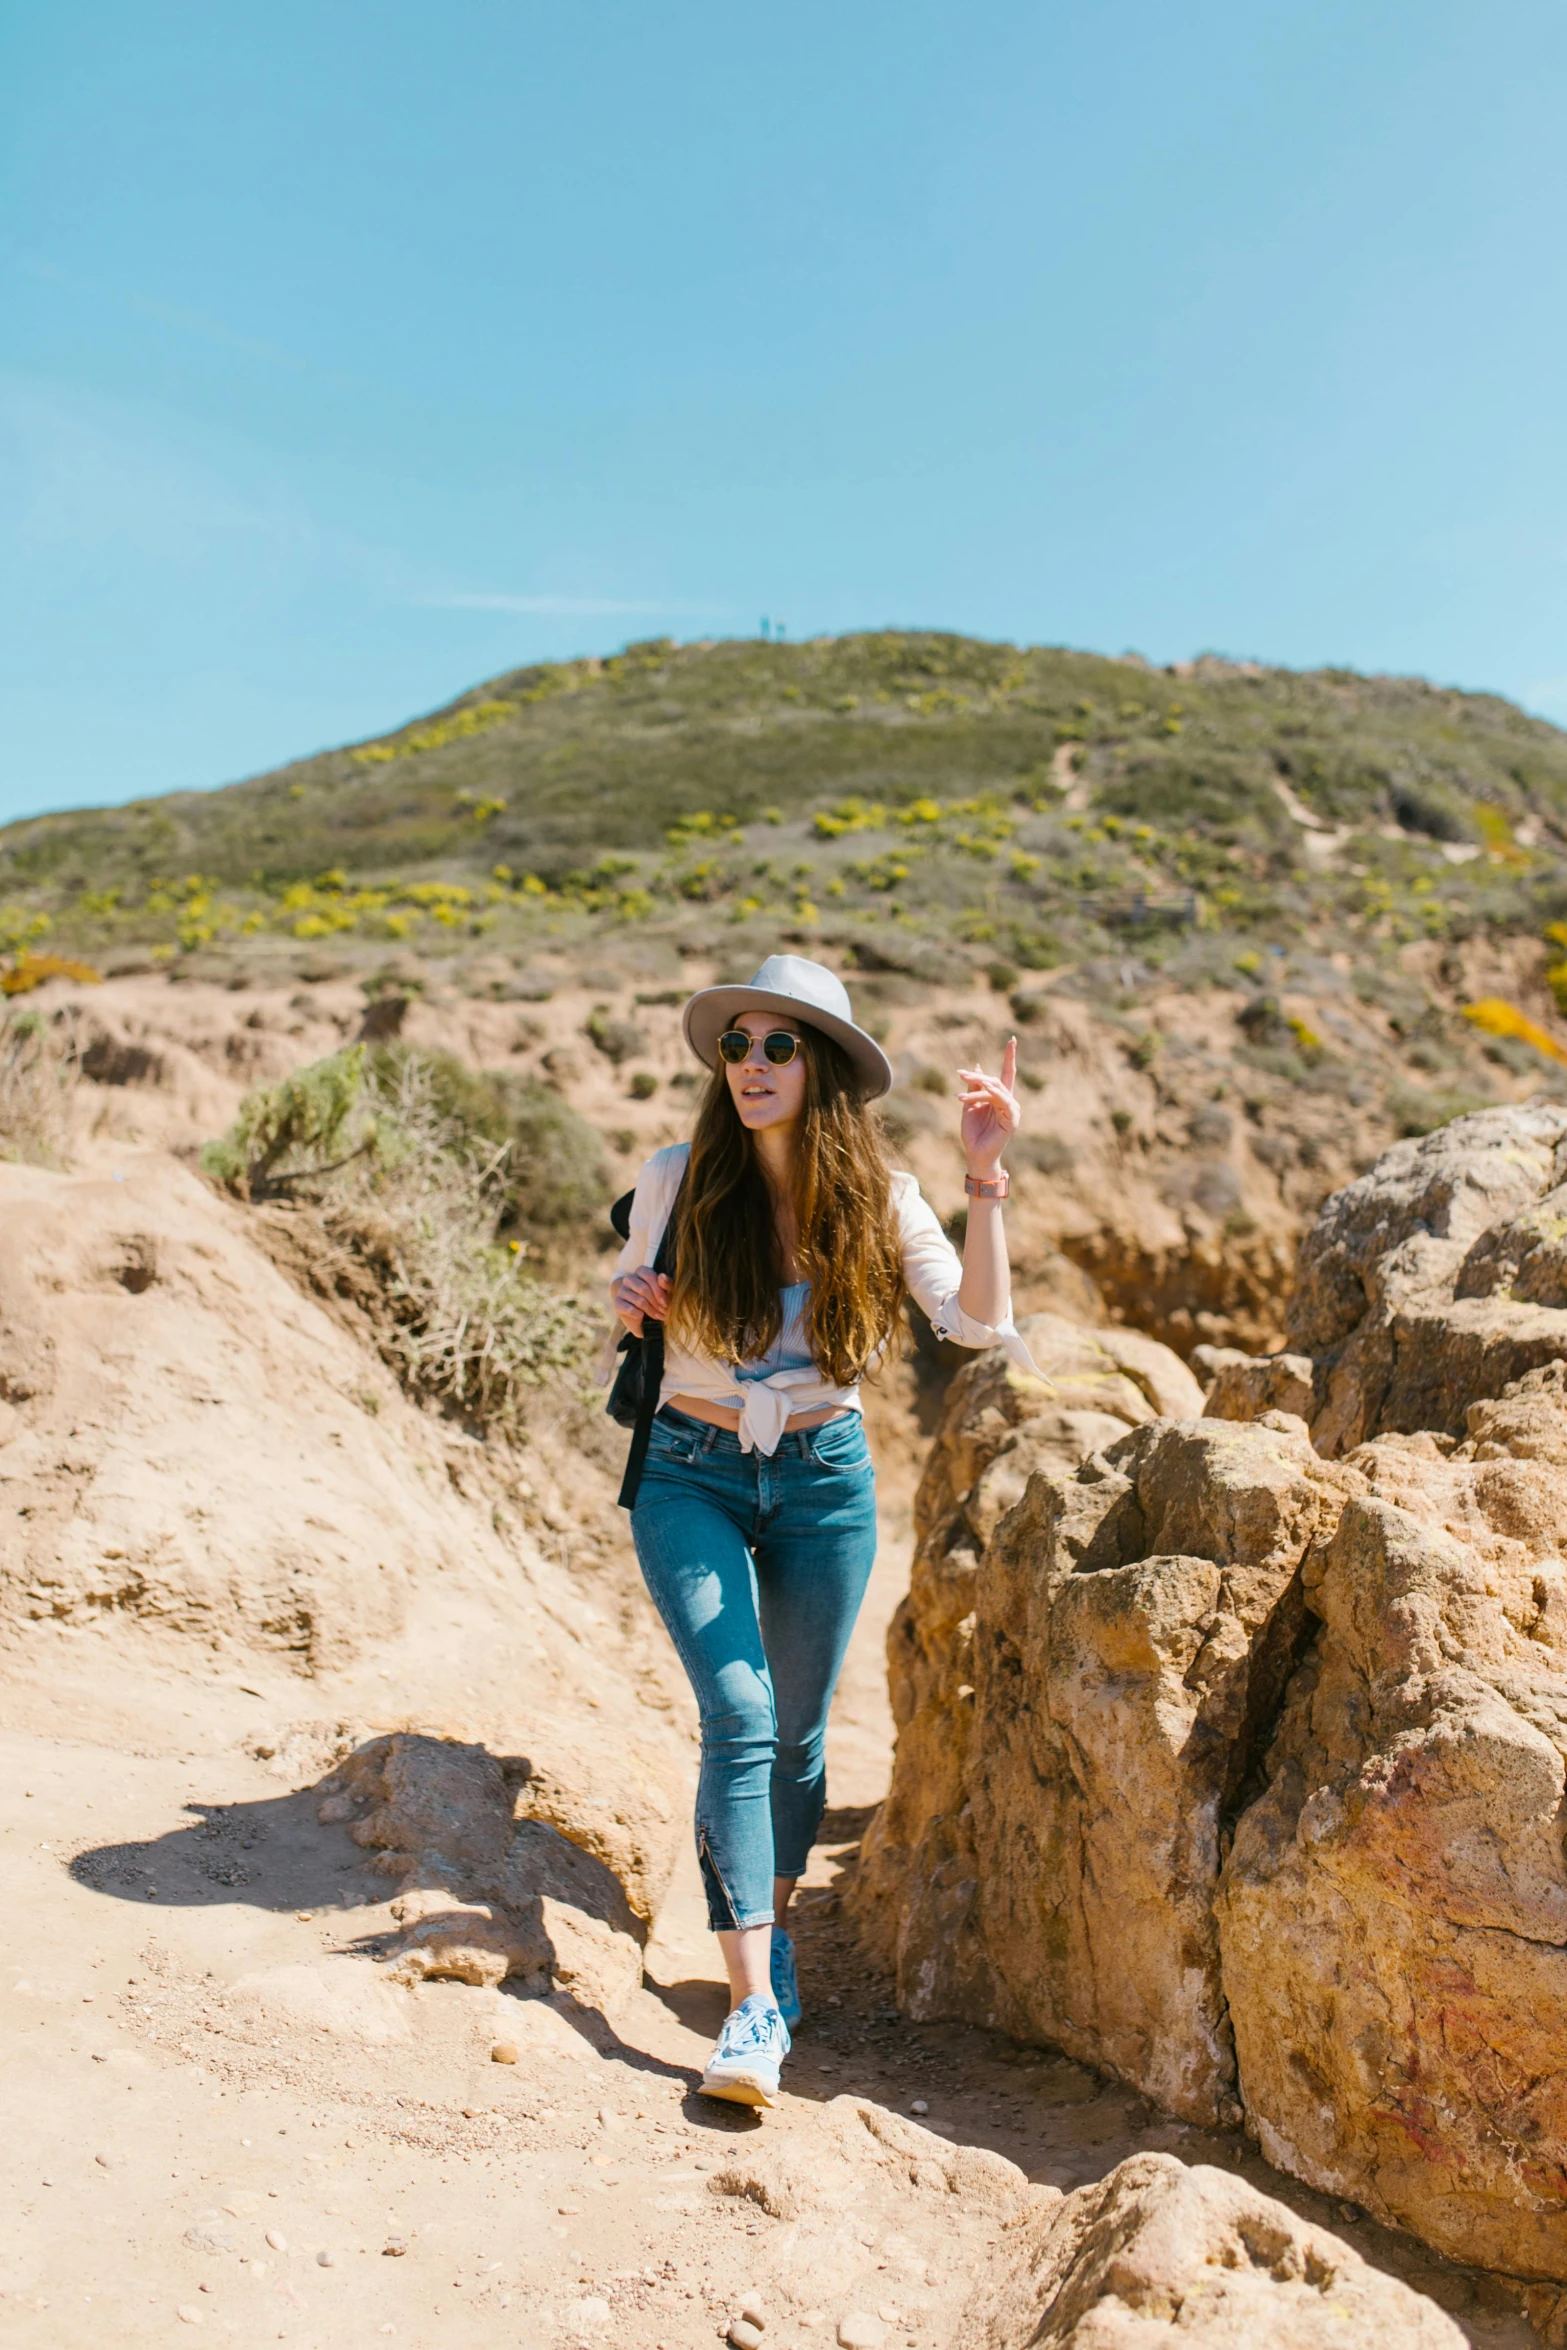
xmin=0 ymin=1005 xmax=79 ymax=1166
xmin=203 ymin=1049 xmax=599 ymax=1433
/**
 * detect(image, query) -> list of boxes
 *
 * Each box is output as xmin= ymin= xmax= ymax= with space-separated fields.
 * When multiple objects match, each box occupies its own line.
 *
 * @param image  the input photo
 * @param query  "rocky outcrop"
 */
xmin=860 ymin=1118 xmax=1567 ymax=2282
xmin=1217 ymin=1364 xmax=1567 ymax=2281
xmin=958 ymin=2152 xmax=1465 ymax=2347
xmin=857 ymin=1407 xmax=1354 ymax=2123
xmin=854 ymin=1313 xmax=1202 ymax=2020
xmin=1194 ymin=1344 xmax=1316 ymax=1424
xmin=1273 ymin=1102 xmax=1567 ymax=1452
xmin=320 ymin=1729 xmax=684 ymax=2013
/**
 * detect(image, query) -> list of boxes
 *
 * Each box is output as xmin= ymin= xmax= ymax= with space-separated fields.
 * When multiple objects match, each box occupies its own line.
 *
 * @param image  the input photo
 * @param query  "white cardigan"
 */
xmin=603 ymin=1142 xmax=1042 ymax=1455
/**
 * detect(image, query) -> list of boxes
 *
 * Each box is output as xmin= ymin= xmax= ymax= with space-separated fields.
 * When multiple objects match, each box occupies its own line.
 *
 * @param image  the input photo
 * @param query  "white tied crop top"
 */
xmin=602 ymin=1142 xmax=1043 ymax=1456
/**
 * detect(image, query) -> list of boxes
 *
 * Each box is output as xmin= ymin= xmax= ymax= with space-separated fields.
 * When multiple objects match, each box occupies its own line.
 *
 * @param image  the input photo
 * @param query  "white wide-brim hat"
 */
xmin=682 ymin=953 xmax=894 ymax=1101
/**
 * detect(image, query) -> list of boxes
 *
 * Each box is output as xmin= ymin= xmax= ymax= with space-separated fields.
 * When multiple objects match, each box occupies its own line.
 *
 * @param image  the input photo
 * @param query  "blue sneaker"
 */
xmin=701 ymin=1993 xmax=791 ymax=2107
xmin=770 ymin=1925 xmax=802 ymax=2028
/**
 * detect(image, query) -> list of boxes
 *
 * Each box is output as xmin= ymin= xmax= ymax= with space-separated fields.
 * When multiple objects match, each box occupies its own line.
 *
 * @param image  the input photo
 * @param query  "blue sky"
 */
xmin=3 ymin=0 xmax=1566 ymax=822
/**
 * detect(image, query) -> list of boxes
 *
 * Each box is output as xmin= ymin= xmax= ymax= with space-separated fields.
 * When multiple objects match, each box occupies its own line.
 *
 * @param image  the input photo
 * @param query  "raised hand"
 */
xmin=956 ymin=1034 xmax=1021 ymax=1176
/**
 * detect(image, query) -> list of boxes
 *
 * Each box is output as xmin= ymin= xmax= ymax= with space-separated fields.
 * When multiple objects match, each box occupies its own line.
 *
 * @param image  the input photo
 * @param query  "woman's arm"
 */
xmin=608 ymin=1147 xmax=684 ymax=1335
xmin=955 ymin=1034 xmax=1021 ymax=1329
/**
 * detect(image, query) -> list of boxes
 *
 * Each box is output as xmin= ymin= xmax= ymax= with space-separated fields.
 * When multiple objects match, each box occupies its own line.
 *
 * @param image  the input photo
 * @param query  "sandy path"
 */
xmin=0 ymin=1499 xmax=1542 ymax=2350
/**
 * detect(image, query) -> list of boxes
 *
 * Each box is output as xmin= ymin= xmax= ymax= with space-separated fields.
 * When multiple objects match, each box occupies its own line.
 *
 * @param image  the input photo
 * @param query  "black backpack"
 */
xmin=605 ymin=1175 xmax=684 ymax=1509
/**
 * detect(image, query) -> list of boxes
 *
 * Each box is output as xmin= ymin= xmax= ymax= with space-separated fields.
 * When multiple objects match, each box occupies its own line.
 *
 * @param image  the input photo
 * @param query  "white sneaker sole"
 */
xmin=701 ymin=2065 xmax=780 ymax=2108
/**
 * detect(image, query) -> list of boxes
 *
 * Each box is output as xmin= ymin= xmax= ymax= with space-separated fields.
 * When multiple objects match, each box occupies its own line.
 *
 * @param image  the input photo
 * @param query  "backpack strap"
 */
xmin=616 ymin=1173 xmax=684 ymax=1511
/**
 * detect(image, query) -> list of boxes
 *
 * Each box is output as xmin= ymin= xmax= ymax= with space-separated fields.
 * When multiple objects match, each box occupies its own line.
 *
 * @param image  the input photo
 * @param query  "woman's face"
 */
xmin=724 ymin=1009 xmax=809 ymax=1137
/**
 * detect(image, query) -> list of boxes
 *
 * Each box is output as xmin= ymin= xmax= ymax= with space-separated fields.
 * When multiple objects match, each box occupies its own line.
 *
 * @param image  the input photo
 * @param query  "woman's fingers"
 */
xmin=959 ymin=1073 xmax=1019 ymax=1118
xmin=614 ymin=1268 xmax=671 ymax=1325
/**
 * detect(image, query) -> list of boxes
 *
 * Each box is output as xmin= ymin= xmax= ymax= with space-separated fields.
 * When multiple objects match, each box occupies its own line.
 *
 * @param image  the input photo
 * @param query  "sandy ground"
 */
xmin=1 ymin=1484 xmax=1547 ymax=2350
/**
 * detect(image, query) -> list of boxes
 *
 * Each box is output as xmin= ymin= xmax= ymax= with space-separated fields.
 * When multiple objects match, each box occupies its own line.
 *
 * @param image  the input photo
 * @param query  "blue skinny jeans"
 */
xmin=631 ymin=1404 xmax=879 ymax=1931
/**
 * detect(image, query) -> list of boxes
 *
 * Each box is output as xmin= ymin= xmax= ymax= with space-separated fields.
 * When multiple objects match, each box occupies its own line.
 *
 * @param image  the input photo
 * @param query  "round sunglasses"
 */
xmin=717 ymin=1027 xmax=802 ymax=1066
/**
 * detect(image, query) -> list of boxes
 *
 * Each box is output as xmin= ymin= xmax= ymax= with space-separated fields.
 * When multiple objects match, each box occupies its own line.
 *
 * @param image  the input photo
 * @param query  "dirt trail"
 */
xmin=2 ymin=1508 xmax=1543 ymax=2350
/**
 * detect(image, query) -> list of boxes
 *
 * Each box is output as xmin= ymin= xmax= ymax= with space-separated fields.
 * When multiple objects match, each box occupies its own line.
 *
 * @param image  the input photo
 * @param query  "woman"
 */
xmin=608 ymin=953 xmax=1035 ymax=2107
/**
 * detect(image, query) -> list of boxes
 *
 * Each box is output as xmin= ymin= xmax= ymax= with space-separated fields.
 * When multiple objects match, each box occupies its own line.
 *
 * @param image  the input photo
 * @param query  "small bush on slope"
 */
xmin=364 ymin=1044 xmax=611 ymax=1230
xmin=0 ymin=1005 xmax=78 ymax=1166
xmin=202 ymin=1051 xmax=598 ymax=1433
xmin=198 ymin=1047 xmax=383 ymax=1200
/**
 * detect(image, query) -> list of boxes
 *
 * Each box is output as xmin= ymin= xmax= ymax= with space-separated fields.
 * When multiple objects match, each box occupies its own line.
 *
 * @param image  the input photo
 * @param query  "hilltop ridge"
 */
xmin=4 ymin=633 xmax=1567 ymax=983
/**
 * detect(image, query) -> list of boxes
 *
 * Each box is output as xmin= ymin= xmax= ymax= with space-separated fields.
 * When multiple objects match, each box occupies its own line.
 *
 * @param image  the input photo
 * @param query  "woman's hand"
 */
xmin=611 ymin=1267 xmax=672 ymax=1338
xmin=957 ymin=1034 xmax=1022 ymax=1177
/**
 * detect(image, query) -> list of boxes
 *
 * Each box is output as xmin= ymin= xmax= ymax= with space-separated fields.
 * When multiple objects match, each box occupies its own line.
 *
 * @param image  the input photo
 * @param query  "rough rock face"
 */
xmin=321 ymin=1730 xmax=684 ymax=2013
xmin=1194 ymin=1345 xmax=1316 ymax=1425
xmin=857 ymin=1398 xmax=1353 ymax=2124
xmin=860 ymin=1119 xmax=1567 ymax=2277
xmin=1283 ymin=1102 xmax=1567 ymax=1453
xmin=1218 ymin=1362 xmax=1567 ymax=2281
xmin=957 ymin=2152 xmax=1465 ymax=2348
xmin=854 ymin=1313 xmax=1202 ymax=2018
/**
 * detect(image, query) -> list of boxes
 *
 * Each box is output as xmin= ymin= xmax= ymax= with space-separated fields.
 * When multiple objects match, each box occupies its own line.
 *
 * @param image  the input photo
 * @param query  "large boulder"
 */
xmin=860 ymin=1117 xmax=1567 ymax=2291
xmin=853 ymin=1313 xmax=1201 ymax=2006
xmin=1280 ymin=1103 xmax=1567 ymax=1453
xmin=957 ymin=2151 xmax=1465 ymax=2347
xmin=856 ymin=1405 xmax=1355 ymax=2124
xmin=1217 ymin=1363 xmax=1567 ymax=2281
xmin=317 ymin=1727 xmax=685 ymax=2015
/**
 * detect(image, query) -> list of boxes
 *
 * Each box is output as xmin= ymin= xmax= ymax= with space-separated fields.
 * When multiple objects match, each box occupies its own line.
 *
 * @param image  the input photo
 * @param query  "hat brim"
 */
xmin=682 ymin=986 xmax=894 ymax=1101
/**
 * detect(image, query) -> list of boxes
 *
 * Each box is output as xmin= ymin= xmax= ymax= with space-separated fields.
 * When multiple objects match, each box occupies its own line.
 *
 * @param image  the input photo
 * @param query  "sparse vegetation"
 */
xmin=202 ymin=1051 xmax=599 ymax=1432
xmin=5 ymin=637 xmax=1567 ymax=1002
xmin=0 ymin=1004 xmax=78 ymax=1165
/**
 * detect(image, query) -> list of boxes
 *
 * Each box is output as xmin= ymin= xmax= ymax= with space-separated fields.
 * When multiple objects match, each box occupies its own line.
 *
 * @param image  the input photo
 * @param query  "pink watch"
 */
xmin=964 ymin=1170 xmax=1010 ymax=1199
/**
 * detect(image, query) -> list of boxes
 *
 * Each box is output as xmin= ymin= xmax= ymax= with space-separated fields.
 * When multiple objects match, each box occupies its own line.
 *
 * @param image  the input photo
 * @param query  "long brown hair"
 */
xmin=667 ymin=1024 xmax=905 ymax=1385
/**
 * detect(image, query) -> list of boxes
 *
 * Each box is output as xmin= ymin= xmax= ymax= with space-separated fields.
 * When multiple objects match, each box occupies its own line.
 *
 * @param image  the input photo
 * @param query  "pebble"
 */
xmin=94 ymin=2153 xmax=113 ymax=2169
xmin=909 ymin=2100 xmax=928 ymax=2115
xmin=491 ymin=2040 xmax=519 ymax=2064
xmin=837 ymin=2318 xmax=885 ymax=2350
xmin=728 ymin=2322 xmax=764 ymax=2350
xmin=176 ymin=2307 xmax=204 ymax=2328
xmin=557 ymin=2202 xmax=582 ymax=2216
xmin=741 ymin=2301 xmax=770 ymax=2329
xmin=265 ymin=2230 xmax=287 ymax=2252
xmin=383 ymin=2238 xmax=408 ymax=2257
xmin=316 ymin=2250 xmax=335 ymax=2268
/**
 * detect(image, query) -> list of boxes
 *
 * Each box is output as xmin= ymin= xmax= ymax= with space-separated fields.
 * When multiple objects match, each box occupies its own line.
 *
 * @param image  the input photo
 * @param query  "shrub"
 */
xmin=365 ymin=1045 xmax=611 ymax=1229
xmin=1463 ymin=997 xmax=1567 ymax=1068
xmin=202 ymin=1050 xmax=597 ymax=1434
xmin=586 ymin=1007 xmax=648 ymax=1064
xmin=628 ymin=1070 xmax=659 ymax=1099
xmin=200 ymin=1049 xmax=381 ymax=1200
xmin=500 ymin=1076 xmax=613 ymax=1227
xmin=0 ymin=1005 xmax=78 ymax=1165
xmin=2 ymin=952 xmax=102 ymax=996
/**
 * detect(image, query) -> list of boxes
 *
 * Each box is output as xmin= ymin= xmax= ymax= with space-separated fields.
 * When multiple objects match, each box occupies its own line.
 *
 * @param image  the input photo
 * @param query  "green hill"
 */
xmin=5 ymin=631 xmax=1567 ymax=982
